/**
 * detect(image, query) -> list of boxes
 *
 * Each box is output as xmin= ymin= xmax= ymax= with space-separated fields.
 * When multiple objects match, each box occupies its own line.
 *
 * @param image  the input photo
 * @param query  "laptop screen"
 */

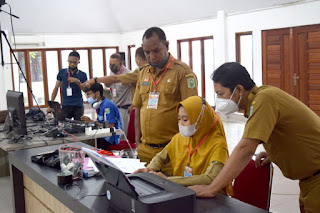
xmin=83 ymin=147 xmax=139 ymax=198
xmin=47 ymin=101 xmax=62 ymax=121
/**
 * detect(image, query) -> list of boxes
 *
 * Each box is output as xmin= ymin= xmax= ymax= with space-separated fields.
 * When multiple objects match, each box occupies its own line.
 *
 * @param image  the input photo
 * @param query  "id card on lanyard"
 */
xmin=147 ymin=57 xmax=174 ymax=110
xmin=111 ymin=66 xmax=124 ymax=98
xmin=67 ymin=70 xmax=72 ymax=96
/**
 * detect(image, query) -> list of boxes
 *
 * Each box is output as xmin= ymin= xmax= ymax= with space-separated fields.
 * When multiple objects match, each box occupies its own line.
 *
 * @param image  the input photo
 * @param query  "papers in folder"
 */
xmin=82 ymin=147 xmax=146 ymax=174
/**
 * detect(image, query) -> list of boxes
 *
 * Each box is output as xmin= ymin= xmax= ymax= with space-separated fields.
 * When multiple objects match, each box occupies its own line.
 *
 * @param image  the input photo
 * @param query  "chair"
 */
xmin=107 ymin=108 xmax=136 ymax=150
xmin=232 ymin=159 xmax=273 ymax=211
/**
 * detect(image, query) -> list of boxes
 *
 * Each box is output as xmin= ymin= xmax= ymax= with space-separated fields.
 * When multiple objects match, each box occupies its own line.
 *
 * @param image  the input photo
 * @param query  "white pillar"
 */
xmin=214 ymin=10 xmax=227 ymax=68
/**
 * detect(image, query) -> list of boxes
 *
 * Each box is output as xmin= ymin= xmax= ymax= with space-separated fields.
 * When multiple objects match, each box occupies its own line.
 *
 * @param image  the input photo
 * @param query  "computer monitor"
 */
xmin=5 ymin=90 xmax=27 ymax=136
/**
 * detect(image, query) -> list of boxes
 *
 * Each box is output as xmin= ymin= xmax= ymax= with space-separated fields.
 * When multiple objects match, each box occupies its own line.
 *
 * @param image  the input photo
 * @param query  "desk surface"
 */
xmin=9 ymin=142 xmax=269 ymax=213
xmin=0 ymin=123 xmax=122 ymax=151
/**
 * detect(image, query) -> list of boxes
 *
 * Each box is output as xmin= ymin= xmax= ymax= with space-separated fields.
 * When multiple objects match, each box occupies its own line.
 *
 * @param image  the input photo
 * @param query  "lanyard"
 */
xmin=67 ymin=69 xmax=78 ymax=87
xmin=67 ymin=69 xmax=72 ymax=87
xmin=113 ymin=66 xmax=125 ymax=88
xmin=119 ymin=66 xmax=124 ymax=74
xmin=187 ymin=114 xmax=219 ymax=165
xmin=149 ymin=57 xmax=174 ymax=91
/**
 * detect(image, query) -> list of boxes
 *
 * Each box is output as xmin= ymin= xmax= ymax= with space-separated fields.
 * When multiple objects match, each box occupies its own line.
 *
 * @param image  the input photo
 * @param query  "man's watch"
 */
xmin=94 ymin=77 xmax=97 ymax=83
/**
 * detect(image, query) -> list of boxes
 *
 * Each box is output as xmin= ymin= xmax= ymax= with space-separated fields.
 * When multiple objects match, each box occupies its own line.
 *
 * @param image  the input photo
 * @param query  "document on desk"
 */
xmin=106 ymin=158 xmax=146 ymax=174
xmin=82 ymin=147 xmax=146 ymax=174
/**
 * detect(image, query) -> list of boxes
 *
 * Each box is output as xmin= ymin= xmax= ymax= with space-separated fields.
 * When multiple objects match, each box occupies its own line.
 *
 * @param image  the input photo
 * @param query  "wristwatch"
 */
xmin=94 ymin=77 xmax=97 ymax=83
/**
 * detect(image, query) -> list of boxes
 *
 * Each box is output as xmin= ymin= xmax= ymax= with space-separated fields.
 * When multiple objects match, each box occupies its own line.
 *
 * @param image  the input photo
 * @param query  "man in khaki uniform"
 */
xmin=132 ymin=27 xmax=198 ymax=175
xmin=189 ymin=62 xmax=320 ymax=213
xmin=84 ymin=47 xmax=148 ymax=114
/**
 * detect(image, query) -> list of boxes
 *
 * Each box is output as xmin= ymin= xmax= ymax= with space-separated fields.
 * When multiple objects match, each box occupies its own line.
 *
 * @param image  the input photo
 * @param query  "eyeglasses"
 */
xmin=68 ymin=60 xmax=79 ymax=64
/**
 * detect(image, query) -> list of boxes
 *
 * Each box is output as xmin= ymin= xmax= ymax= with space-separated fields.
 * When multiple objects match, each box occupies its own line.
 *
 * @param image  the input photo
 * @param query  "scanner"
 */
xmin=83 ymin=147 xmax=196 ymax=213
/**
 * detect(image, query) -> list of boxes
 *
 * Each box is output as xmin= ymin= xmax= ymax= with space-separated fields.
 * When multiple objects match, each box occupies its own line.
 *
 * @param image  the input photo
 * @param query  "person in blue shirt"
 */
xmin=48 ymin=51 xmax=87 ymax=121
xmin=81 ymin=83 xmax=123 ymax=150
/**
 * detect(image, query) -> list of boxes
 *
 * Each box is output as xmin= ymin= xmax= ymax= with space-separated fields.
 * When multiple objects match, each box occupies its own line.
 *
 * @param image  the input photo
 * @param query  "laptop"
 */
xmin=47 ymin=101 xmax=62 ymax=122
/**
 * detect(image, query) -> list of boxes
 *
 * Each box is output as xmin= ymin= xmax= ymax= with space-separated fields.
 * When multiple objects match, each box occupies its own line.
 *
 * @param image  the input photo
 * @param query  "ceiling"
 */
xmin=0 ymin=0 xmax=307 ymax=34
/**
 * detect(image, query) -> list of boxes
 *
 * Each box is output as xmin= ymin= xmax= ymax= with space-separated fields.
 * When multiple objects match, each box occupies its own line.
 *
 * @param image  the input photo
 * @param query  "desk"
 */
xmin=9 ymin=142 xmax=269 ymax=213
xmin=0 ymin=127 xmax=122 ymax=177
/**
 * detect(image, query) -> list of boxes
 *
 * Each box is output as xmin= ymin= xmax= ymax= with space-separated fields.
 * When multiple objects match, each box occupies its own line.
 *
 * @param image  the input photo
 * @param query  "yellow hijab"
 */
xmin=166 ymin=96 xmax=229 ymax=176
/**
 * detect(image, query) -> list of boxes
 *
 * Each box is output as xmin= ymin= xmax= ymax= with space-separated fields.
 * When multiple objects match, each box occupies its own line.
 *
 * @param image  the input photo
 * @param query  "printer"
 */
xmin=84 ymin=148 xmax=196 ymax=213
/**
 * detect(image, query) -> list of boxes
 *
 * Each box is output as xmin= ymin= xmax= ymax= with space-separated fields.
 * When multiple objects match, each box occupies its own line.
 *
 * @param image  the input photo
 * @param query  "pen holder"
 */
xmin=59 ymin=145 xmax=85 ymax=180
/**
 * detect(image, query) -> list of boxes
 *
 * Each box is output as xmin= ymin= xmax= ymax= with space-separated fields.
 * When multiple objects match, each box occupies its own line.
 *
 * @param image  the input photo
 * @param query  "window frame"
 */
xmin=177 ymin=36 xmax=213 ymax=99
xmin=10 ymin=46 xmax=119 ymax=108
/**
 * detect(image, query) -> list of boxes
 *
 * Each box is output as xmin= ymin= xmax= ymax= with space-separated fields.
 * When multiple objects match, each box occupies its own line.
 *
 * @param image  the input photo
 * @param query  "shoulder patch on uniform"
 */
xmin=105 ymin=108 xmax=110 ymax=114
xmin=185 ymin=73 xmax=194 ymax=78
xmin=187 ymin=78 xmax=195 ymax=89
xmin=249 ymin=105 xmax=253 ymax=118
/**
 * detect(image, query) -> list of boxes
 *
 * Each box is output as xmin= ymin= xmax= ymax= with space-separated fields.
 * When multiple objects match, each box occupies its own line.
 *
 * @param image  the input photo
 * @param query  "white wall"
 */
xmin=0 ymin=30 xmax=14 ymax=110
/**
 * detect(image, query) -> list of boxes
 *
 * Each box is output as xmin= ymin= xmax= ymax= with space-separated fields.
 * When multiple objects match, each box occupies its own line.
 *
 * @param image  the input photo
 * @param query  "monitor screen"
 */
xmin=6 ymin=90 xmax=27 ymax=136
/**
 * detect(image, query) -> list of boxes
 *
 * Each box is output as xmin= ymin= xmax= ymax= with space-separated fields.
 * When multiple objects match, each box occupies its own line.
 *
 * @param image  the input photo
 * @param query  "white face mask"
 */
xmin=215 ymin=88 xmax=242 ymax=116
xmin=178 ymin=103 xmax=205 ymax=138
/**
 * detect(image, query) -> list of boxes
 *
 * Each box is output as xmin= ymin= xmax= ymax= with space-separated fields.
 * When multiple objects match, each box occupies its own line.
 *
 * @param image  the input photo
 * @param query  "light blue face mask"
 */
xmin=87 ymin=97 xmax=97 ymax=104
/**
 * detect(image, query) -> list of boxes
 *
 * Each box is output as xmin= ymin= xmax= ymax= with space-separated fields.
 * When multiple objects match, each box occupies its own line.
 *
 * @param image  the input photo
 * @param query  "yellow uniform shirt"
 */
xmin=132 ymin=54 xmax=198 ymax=145
xmin=243 ymin=86 xmax=320 ymax=180
xmin=118 ymin=64 xmax=148 ymax=100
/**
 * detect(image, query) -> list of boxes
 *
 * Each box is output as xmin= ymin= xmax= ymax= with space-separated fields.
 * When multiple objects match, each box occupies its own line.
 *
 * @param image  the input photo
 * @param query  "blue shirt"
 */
xmin=57 ymin=68 xmax=87 ymax=106
xmin=96 ymin=98 xmax=123 ymax=144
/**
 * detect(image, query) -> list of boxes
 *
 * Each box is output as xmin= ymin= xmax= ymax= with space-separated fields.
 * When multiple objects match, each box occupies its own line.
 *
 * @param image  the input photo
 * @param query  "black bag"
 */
xmin=31 ymin=149 xmax=60 ymax=168
xmin=26 ymin=108 xmax=45 ymax=121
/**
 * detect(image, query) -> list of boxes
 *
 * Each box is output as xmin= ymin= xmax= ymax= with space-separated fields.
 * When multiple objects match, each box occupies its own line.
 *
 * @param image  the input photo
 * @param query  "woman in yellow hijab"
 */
xmin=134 ymin=96 xmax=230 ymax=194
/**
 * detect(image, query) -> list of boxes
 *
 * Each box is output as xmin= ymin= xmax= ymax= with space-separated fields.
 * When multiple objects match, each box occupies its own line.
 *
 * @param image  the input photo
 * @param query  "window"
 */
xmin=236 ymin=32 xmax=253 ymax=78
xmin=11 ymin=46 xmax=119 ymax=108
xmin=177 ymin=36 xmax=214 ymax=105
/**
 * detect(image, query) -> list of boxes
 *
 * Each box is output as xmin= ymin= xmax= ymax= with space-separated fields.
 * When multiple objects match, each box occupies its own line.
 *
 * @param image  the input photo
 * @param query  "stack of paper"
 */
xmin=106 ymin=158 xmax=146 ymax=174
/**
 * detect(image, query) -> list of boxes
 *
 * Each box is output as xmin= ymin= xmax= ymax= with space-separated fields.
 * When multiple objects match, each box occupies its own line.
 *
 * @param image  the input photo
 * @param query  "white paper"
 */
xmin=87 ymin=158 xmax=99 ymax=173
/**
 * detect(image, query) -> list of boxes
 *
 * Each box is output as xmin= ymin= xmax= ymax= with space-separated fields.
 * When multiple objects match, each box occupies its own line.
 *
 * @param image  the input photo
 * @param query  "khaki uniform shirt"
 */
xmin=109 ymin=65 xmax=132 ymax=107
xmin=118 ymin=64 xmax=148 ymax=99
xmin=242 ymin=86 xmax=320 ymax=180
xmin=132 ymin=53 xmax=198 ymax=145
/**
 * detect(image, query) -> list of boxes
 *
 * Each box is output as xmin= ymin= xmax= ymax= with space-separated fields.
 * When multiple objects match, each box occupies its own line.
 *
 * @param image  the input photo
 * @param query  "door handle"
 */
xmin=294 ymin=73 xmax=300 ymax=86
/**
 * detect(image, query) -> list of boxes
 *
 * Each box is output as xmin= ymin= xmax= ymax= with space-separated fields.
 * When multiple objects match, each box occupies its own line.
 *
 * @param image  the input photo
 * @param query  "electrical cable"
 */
xmin=117 ymin=129 xmax=135 ymax=157
xmin=59 ymin=123 xmax=78 ymax=142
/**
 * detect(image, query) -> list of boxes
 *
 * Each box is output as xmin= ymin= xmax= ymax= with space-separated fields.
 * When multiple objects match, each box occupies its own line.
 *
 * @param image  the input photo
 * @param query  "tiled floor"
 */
xmin=0 ymin=111 xmax=301 ymax=213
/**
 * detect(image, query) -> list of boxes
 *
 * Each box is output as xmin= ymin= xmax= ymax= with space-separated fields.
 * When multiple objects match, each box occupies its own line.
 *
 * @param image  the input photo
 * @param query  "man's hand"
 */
xmin=255 ymin=152 xmax=271 ymax=168
xmin=68 ymin=77 xmax=80 ymax=84
xmin=149 ymin=171 xmax=167 ymax=179
xmin=133 ymin=168 xmax=153 ymax=174
xmin=47 ymin=107 xmax=54 ymax=113
xmin=128 ymin=105 xmax=134 ymax=114
xmin=188 ymin=185 xmax=217 ymax=198
xmin=80 ymin=116 xmax=94 ymax=123
xmin=83 ymin=79 xmax=95 ymax=89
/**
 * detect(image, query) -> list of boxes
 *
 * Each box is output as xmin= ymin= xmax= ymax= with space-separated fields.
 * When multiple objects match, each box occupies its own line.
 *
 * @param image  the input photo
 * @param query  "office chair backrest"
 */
xmin=107 ymin=109 xmax=136 ymax=151
xmin=233 ymin=159 xmax=273 ymax=211
xmin=126 ymin=108 xmax=135 ymax=143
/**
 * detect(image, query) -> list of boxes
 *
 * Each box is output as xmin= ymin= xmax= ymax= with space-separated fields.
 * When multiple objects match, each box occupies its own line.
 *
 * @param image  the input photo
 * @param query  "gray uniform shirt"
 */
xmin=109 ymin=65 xmax=132 ymax=107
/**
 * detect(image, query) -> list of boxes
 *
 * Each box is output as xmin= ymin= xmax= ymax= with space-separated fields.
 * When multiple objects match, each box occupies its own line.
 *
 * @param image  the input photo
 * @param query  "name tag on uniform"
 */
xmin=141 ymin=82 xmax=150 ymax=86
xmin=66 ymin=87 xmax=72 ymax=96
xmin=184 ymin=165 xmax=193 ymax=177
xmin=147 ymin=92 xmax=160 ymax=109
xmin=112 ymin=88 xmax=117 ymax=98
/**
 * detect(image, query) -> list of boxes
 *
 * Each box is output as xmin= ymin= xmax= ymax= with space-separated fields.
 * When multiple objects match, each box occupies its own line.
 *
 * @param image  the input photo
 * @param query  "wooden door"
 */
xmin=262 ymin=24 xmax=320 ymax=116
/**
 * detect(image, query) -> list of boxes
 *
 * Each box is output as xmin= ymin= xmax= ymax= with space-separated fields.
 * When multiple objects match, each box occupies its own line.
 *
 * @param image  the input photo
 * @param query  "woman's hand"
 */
xmin=133 ymin=168 xmax=153 ymax=174
xmin=149 ymin=171 xmax=167 ymax=179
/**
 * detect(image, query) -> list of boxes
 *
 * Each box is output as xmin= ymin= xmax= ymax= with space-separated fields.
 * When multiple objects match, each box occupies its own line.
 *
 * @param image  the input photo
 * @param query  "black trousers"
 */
xmin=61 ymin=105 xmax=84 ymax=121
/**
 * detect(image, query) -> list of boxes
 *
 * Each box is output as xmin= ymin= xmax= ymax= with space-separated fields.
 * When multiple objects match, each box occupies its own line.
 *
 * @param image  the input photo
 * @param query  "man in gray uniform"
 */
xmin=107 ymin=53 xmax=132 ymax=135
